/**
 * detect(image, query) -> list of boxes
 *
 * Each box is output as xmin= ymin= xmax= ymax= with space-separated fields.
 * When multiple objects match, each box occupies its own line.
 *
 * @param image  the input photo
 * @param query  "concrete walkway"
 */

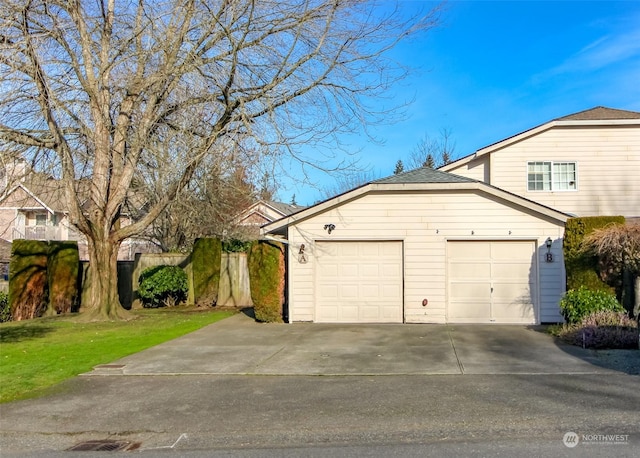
xmin=85 ymin=312 xmax=640 ymax=377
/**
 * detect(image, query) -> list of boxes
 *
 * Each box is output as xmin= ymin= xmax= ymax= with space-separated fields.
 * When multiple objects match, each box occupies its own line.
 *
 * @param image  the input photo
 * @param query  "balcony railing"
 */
xmin=12 ymin=226 xmax=82 ymax=241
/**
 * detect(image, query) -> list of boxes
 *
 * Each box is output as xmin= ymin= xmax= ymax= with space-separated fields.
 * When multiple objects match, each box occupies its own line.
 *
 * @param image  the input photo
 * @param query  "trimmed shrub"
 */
xmin=138 ymin=265 xmax=188 ymax=308
xmin=47 ymin=241 xmax=80 ymax=315
xmin=222 ymin=239 xmax=252 ymax=253
xmin=9 ymin=239 xmax=49 ymax=321
xmin=560 ymin=311 xmax=638 ymax=349
xmin=563 ymin=216 xmax=625 ymax=292
xmin=192 ymin=238 xmax=221 ymax=306
xmin=248 ymin=241 xmax=285 ymax=323
xmin=559 ymin=286 xmax=624 ymax=324
xmin=0 ymin=291 xmax=9 ymax=323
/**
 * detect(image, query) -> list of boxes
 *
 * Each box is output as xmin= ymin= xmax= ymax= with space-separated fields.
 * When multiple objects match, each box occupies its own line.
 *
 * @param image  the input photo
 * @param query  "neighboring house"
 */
xmin=263 ymin=168 xmax=569 ymax=324
xmin=234 ymin=200 xmax=304 ymax=238
xmin=0 ymin=173 xmax=79 ymax=245
xmin=0 ymin=239 xmax=10 ymax=287
xmin=0 ymin=162 xmax=158 ymax=261
xmin=439 ymin=107 xmax=640 ymax=219
xmin=261 ymin=106 xmax=638 ymax=324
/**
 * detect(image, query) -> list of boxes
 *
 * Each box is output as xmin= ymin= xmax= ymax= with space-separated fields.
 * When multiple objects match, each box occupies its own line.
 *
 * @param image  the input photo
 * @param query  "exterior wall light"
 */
xmin=545 ymin=237 xmax=553 ymax=263
xmin=324 ymin=224 xmax=335 ymax=234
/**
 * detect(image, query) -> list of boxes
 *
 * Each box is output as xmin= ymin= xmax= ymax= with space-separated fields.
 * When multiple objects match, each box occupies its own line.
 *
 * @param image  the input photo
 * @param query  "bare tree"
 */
xmin=0 ymin=0 xmax=441 ymax=319
xmin=319 ymin=169 xmax=381 ymax=201
xmin=407 ymin=128 xmax=457 ymax=169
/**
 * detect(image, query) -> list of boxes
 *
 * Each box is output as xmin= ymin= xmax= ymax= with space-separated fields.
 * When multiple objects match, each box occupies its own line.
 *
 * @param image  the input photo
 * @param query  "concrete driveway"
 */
xmin=86 ymin=312 xmax=639 ymax=377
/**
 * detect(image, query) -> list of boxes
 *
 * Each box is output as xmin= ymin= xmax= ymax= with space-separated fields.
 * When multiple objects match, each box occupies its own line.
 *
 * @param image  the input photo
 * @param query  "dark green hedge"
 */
xmin=47 ymin=241 xmax=79 ymax=315
xmin=9 ymin=239 xmax=49 ymax=321
xmin=248 ymin=241 xmax=285 ymax=323
xmin=192 ymin=238 xmax=221 ymax=306
xmin=563 ymin=216 xmax=625 ymax=292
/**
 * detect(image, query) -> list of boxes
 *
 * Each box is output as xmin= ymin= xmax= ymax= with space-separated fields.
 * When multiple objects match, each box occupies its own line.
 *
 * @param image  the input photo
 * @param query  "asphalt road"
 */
xmin=1 ymin=372 xmax=638 ymax=456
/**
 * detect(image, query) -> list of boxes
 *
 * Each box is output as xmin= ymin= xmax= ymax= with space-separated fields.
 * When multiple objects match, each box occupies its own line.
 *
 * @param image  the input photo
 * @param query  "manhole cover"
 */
xmin=67 ymin=440 xmax=140 ymax=451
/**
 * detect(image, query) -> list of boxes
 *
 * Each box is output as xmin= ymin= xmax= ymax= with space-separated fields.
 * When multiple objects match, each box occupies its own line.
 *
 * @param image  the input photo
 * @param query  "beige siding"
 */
xmin=449 ymin=125 xmax=640 ymax=217
xmin=286 ymin=190 xmax=565 ymax=324
xmin=449 ymin=155 xmax=490 ymax=183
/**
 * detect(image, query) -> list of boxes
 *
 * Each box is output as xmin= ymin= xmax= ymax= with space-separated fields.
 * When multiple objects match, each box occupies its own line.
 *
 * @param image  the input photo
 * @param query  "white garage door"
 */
xmin=447 ymin=241 xmax=537 ymax=324
xmin=315 ymin=241 xmax=403 ymax=323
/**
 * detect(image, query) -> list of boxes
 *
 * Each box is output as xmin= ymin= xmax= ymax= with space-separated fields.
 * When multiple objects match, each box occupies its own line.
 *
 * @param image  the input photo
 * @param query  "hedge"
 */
xmin=563 ymin=216 xmax=625 ymax=292
xmin=47 ymin=241 xmax=80 ymax=315
xmin=9 ymin=239 xmax=49 ymax=321
xmin=192 ymin=238 xmax=222 ymax=306
xmin=248 ymin=241 xmax=285 ymax=323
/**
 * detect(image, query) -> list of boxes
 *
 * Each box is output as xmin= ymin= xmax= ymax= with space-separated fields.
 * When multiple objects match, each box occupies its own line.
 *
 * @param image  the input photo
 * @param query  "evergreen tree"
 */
xmin=424 ymin=154 xmax=436 ymax=169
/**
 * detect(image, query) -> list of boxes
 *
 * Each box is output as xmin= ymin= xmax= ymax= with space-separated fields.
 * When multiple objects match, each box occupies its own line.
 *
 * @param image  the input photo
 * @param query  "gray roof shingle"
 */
xmin=557 ymin=106 xmax=640 ymax=121
xmin=266 ymin=200 xmax=305 ymax=216
xmin=374 ymin=167 xmax=475 ymax=184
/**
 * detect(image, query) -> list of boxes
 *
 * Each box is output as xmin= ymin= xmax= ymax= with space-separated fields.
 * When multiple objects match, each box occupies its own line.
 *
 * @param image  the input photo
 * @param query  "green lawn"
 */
xmin=0 ymin=307 xmax=235 ymax=403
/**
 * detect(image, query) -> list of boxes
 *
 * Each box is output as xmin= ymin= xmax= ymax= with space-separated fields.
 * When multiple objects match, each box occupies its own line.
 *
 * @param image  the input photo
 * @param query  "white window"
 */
xmin=35 ymin=213 xmax=47 ymax=226
xmin=527 ymin=161 xmax=576 ymax=191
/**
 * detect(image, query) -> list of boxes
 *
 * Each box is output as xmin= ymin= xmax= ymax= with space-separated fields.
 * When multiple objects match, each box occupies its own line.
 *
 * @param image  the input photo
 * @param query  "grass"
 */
xmin=0 ymin=307 xmax=235 ymax=403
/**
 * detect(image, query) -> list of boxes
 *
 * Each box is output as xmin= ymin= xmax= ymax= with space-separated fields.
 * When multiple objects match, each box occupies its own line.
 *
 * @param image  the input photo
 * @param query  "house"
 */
xmin=261 ymin=107 xmax=639 ymax=324
xmin=234 ymin=200 xmax=304 ymax=239
xmin=0 ymin=165 xmax=80 ymax=245
xmin=439 ymin=106 xmax=640 ymax=219
xmin=0 ymin=160 xmax=158 ymax=261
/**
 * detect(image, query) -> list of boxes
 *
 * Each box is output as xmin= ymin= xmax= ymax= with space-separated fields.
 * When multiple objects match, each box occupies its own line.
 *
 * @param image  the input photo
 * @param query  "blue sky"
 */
xmin=279 ymin=0 xmax=640 ymax=205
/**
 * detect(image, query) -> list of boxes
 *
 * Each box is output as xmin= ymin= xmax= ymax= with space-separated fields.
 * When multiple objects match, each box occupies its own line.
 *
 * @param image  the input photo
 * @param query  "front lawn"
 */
xmin=0 ymin=307 xmax=235 ymax=403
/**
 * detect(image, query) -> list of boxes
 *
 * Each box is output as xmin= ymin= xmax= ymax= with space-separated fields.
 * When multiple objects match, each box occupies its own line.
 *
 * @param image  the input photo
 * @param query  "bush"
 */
xmin=559 ymin=286 xmax=624 ymax=324
xmin=563 ymin=216 xmax=624 ymax=293
xmin=9 ymin=239 xmax=49 ymax=321
xmin=559 ymin=310 xmax=638 ymax=349
xmin=248 ymin=241 xmax=284 ymax=323
xmin=0 ymin=291 xmax=10 ymax=323
xmin=192 ymin=238 xmax=221 ymax=306
xmin=138 ymin=265 xmax=188 ymax=308
xmin=222 ymin=239 xmax=252 ymax=253
xmin=47 ymin=241 xmax=80 ymax=315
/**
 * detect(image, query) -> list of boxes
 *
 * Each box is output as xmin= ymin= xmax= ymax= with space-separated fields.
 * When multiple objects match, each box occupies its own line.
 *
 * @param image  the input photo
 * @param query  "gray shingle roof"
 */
xmin=557 ymin=106 xmax=640 ymax=121
xmin=266 ymin=200 xmax=305 ymax=216
xmin=374 ymin=167 xmax=476 ymax=184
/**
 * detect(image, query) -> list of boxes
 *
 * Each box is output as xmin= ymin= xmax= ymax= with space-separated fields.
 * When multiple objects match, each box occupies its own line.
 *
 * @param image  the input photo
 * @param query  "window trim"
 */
xmin=527 ymin=161 xmax=578 ymax=192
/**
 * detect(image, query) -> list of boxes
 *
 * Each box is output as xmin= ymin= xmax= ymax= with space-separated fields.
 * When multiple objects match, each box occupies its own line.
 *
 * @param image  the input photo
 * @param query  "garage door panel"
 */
xmin=316 ymin=241 xmax=403 ymax=323
xmin=382 ymin=284 xmax=402 ymax=299
xmin=318 ymin=262 xmax=339 ymax=278
xmin=361 ymin=284 xmax=380 ymax=298
xmin=449 ymin=241 xmax=491 ymax=258
xmin=492 ymin=281 xmax=532 ymax=301
xmin=492 ymin=242 xmax=534 ymax=260
xmin=492 ymin=262 xmax=530 ymax=279
xmin=449 ymin=281 xmax=491 ymax=300
xmin=492 ymin=301 xmax=535 ymax=322
xmin=360 ymin=263 xmax=380 ymax=277
xmin=449 ymin=301 xmax=491 ymax=320
xmin=450 ymin=262 xmax=492 ymax=279
xmin=318 ymin=284 xmax=339 ymax=299
xmin=448 ymin=241 xmax=537 ymax=324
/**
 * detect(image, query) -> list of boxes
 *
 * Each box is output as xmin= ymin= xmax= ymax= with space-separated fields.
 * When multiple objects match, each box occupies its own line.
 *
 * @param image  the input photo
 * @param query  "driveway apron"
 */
xmin=84 ymin=313 xmax=639 ymax=377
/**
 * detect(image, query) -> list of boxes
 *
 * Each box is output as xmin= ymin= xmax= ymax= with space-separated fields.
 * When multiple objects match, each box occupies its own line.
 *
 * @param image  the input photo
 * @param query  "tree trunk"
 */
xmin=634 ymin=275 xmax=640 ymax=320
xmin=80 ymin=237 xmax=131 ymax=320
